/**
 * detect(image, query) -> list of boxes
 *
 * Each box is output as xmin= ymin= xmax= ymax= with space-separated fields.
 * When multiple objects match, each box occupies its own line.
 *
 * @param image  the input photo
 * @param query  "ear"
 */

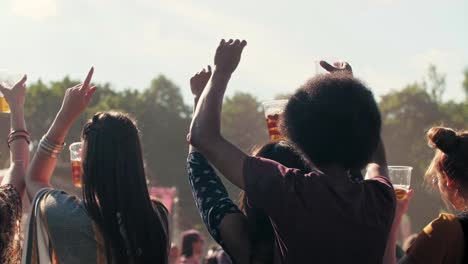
xmin=446 ymin=176 xmax=458 ymax=190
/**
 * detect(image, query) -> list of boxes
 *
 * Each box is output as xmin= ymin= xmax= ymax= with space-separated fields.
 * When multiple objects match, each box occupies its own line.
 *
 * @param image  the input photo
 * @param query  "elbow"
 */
xmin=189 ymin=126 xmax=208 ymax=149
xmin=189 ymin=125 xmax=220 ymax=150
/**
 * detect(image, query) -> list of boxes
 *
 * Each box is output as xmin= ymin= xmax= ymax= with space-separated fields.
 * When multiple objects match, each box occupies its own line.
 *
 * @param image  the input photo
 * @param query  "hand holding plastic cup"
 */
xmin=262 ymin=100 xmax=288 ymax=141
xmin=388 ymin=166 xmax=412 ymax=200
xmin=69 ymin=142 xmax=83 ymax=188
xmin=0 ymin=70 xmax=23 ymax=113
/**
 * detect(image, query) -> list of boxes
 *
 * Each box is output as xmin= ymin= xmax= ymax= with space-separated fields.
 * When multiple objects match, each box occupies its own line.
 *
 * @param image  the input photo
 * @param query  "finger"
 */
xmin=240 ymin=40 xmax=247 ymax=48
xmin=344 ymin=62 xmax=353 ymax=72
xmin=14 ymin=74 xmax=27 ymax=87
xmin=0 ymin=83 xmax=6 ymax=94
xmin=217 ymin=40 xmax=225 ymax=53
xmin=233 ymin=39 xmax=240 ymax=45
xmin=320 ymin=61 xmax=336 ymax=72
xmin=227 ymin=39 xmax=234 ymax=44
xmin=207 ymin=65 xmax=212 ymax=73
xmin=82 ymin=67 xmax=94 ymax=90
xmin=85 ymin=86 xmax=97 ymax=102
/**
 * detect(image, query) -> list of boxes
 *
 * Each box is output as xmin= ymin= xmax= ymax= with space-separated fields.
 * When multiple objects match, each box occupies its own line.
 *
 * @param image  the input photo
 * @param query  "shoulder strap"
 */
xmin=457 ymin=211 xmax=468 ymax=264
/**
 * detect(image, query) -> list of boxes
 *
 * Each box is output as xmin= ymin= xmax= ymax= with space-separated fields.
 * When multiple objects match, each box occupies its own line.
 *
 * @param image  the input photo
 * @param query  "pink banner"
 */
xmin=149 ymin=186 xmax=177 ymax=214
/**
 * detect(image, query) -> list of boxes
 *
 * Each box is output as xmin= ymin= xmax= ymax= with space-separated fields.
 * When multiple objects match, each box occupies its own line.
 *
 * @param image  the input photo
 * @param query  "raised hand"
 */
xmin=214 ymin=39 xmax=247 ymax=75
xmin=57 ymin=67 xmax=96 ymax=124
xmin=319 ymin=61 xmax=353 ymax=76
xmin=190 ymin=66 xmax=212 ymax=99
xmin=395 ymin=189 xmax=414 ymax=218
xmin=0 ymin=75 xmax=27 ymax=111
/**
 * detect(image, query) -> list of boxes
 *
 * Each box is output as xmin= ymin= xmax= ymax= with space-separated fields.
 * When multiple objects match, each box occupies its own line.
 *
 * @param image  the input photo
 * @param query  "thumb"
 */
xmin=0 ymin=83 xmax=7 ymax=94
xmin=85 ymin=86 xmax=97 ymax=103
xmin=15 ymin=74 xmax=27 ymax=87
xmin=406 ymin=189 xmax=414 ymax=200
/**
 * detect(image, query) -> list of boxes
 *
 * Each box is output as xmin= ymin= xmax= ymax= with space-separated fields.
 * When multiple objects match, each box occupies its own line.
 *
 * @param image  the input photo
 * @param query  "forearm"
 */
xmin=190 ymin=71 xmax=230 ymax=147
xmin=188 ymin=98 xmax=199 ymax=154
xmin=26 ymin=112 xmax=71 ymax=199
xmin=369 ymin=139 xmax=388 ymax=178
xmin=1 ymin=108 xmax=29 ymax=194
xmin=189 ymin=70 xmax=247 ymax=188
xmin=383 ymin=225 xmax=399 ymax=264
xmin=45 ymin=113 xmax=72 ymax=144
xmin=9 ymin=108 xmax=29 ymax=164
xmin=187 ymin=151 xmax=242 ymax=245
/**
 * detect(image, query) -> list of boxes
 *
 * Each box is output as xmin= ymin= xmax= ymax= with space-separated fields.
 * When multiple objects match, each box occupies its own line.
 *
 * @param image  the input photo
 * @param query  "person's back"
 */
xmin=241 ymin=73 xmax=395 ymax=263
xmin=27 ymin=188 xmax=169 ymax=263
xmin=188 ymin=40 xmax=395 ymax=263
xmin=23 ymin=71 xmax=169 ymax=264
xmin=243 ymin=156 xmax=394 ymax=263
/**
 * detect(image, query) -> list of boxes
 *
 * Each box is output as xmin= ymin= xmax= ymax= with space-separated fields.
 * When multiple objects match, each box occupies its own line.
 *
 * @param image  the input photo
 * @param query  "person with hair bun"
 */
xmin=384 ymin=126 xmax=468 ymax=264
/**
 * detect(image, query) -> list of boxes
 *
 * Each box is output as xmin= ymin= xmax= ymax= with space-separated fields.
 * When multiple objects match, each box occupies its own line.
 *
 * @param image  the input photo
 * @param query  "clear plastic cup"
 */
xmin=69 ymin=142 xmax=83 ymax=188
xmin=262 ymin=100 xmax=288 ymax=141
xmin=388 ymin=166 xmax=412 ymax=200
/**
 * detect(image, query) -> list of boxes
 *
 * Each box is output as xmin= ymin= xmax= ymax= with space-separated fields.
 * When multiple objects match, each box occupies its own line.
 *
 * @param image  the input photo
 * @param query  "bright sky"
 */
xmin=0 ymin=0 xmax=467 ymax=104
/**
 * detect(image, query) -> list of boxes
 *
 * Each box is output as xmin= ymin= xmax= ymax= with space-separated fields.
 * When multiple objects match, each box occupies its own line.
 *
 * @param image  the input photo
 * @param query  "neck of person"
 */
xmin=317 ymin=164 xmax=352 ymax=183
xmin=186 ymin=254 xmax=201 ymax=264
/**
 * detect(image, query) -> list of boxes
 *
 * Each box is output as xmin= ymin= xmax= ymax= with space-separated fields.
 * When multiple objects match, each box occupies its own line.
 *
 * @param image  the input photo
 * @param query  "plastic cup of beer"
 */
xmin=69 ymin=142 xmax=83 ymax=188
xmin=262 ymin=100 xmax=288 ymax=141
xmin=388 ymin=166 xmax=412 ymax=200
xmin=0 ymin=70 xmax=23 ymax=113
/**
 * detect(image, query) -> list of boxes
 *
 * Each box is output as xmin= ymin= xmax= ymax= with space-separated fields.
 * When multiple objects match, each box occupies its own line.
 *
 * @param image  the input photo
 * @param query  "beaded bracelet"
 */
xmin=7 ymin=130 xmax=31 ymax=149
xmin=8 ymin=135 xmax=31 ymax=149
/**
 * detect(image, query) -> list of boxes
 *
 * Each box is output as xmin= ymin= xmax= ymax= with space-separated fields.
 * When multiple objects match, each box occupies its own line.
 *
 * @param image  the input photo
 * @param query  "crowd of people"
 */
xmin=0 ymin=38 xmax=467 ymax=264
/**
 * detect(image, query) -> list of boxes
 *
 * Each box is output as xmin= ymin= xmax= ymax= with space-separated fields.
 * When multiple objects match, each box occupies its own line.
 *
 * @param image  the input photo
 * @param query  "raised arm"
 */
xmin=365 ymin=138 xmax=389 ymax=179
xmin=0 ymin=75 xmax=29 ymax=195
xmin=188 ymin=67 xmax=251 ymax=263
xmin=383 ymin=190 xmax=414 ymax=264
xmin=189 ymin=39 xmax=248 ymax=189
xmin=25 ymin=68 xmax=96 ymax=200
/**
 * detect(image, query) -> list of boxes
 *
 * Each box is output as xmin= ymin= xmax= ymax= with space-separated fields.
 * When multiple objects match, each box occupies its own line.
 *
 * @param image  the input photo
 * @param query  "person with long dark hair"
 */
xmin=189 ymin=39 xmax=395 ymax=263
xmin=0 ymin=75 xmax=29 ymax=264
xmin=23 ymin=68 xmax=169 ymax=263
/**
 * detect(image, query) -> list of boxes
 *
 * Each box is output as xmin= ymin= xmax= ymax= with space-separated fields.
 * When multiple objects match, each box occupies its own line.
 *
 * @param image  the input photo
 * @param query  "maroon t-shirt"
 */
xmin=243 ymin=156 xmax=396 ymax=264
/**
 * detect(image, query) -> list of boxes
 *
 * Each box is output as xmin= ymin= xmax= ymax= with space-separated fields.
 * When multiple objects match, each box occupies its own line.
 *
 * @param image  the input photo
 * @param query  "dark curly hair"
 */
xmin=281 ymin=73 xmax=381 ymax=170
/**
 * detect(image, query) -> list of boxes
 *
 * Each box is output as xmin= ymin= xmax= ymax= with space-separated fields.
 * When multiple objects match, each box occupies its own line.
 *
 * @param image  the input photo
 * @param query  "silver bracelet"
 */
xmin=38 ymin=136 xmax=65 ymax=158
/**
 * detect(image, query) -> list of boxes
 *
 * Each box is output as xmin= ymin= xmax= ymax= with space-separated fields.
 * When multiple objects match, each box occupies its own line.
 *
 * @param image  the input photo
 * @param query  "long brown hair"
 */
xmin=239 ymin=141 xmax=310 ymax=263
xmin=426 ymin=127 xmax=468 ymax=195
xmin=81 ymin=112 xmax=169 ymax=264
